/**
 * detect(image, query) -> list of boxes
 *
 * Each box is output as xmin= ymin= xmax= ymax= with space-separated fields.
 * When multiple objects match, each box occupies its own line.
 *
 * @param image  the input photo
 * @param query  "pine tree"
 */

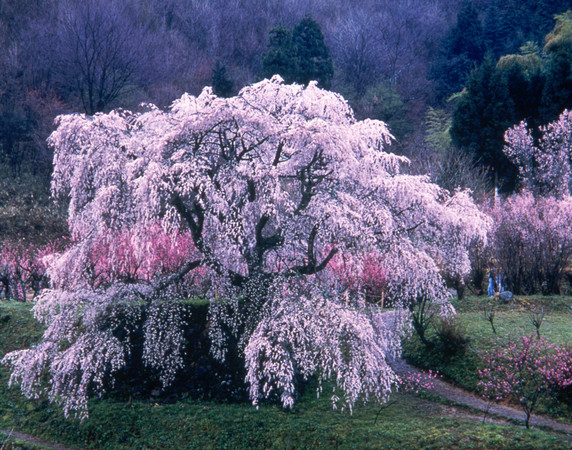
xmin=291 ymin=17 xmax=333 ymax=89
xmin=541 ymin=12 xmax=572 ymax=123
xmin=451 ymin=56 xmax=517 ymax=191
xmin=261 ymin=26 xmax=296 ymax=83
xmin=430 ymin=1 xmax=486 ymax=101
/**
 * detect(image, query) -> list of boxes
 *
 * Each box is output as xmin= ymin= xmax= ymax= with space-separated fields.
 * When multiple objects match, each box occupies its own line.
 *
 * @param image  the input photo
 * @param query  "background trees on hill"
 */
xmin=450 ymin=12 xmax=572 ymax=192
xmin=431 ymin=0 xmax=572 ymax=103
xmin=430 ymin=1 xmax=485 ymax=102
xmin=53 ymin=1 xmax=158 ymax=115
xmin=0 ymin=0 xmax=461 ymax=178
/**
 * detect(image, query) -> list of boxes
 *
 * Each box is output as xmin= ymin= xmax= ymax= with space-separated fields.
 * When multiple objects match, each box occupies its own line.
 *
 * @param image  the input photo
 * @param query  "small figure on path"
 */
xmin=488 ymin=272 xmax=494 ymax=297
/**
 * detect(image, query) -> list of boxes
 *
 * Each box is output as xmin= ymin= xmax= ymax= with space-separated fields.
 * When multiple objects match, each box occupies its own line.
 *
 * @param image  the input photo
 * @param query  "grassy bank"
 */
xmin=1 ymin=300 xmax=571 ymax=449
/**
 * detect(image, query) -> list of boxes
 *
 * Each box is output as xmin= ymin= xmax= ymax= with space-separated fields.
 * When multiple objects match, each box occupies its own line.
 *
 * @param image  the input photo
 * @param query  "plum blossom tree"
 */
xmin=488 ymin=192 xmax=572 ymax=295
xmin=2 ymin=76 xmax=489 ymax=418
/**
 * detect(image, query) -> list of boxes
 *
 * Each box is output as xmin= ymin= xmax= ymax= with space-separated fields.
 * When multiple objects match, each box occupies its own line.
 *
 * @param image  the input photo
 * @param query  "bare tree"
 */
xmin=55 ymin=0 xmax=156 ymax=114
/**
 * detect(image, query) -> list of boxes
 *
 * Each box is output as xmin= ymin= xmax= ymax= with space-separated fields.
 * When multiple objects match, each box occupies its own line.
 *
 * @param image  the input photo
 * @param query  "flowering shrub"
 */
xmin=3 ymin=77 xmax=488 ymax=418
xmin=478 ymin=335 xmax=572 ymax=428
xmin=323 ymin=250 xmax=389 ymax=305
xmin=77 ymin=224 xmax=209 ymax=296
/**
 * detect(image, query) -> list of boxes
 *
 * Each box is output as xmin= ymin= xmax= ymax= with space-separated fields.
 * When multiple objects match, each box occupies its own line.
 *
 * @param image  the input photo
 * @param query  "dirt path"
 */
xmin=391 ymin=358 xmax=572 ymax=435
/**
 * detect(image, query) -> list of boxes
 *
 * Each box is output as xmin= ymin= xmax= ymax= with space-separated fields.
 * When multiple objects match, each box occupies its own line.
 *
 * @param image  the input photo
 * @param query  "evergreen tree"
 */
xmin=541 ymin=11 xmax=572 ymax=123
xmin=291 ymin=17 xmax=333 ymax=89
xmin=261 ymin=26 xmax=296 ymax=83
xmin=450 ymin=56 xmax=517 ymax=191
xmin=430 ymin=1 xmax=486 ymax=101
xmin=261 ymin=17 xmax=333 ymax=89
xmin=211 ymin=61 xmax=234 ymax=98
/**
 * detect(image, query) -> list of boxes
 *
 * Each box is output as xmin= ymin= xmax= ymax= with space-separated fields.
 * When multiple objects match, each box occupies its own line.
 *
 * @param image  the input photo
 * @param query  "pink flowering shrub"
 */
xmin=478 ymin=335 xmax=572 ymax=428
xmin=2 ymin=77 xmax=489 ymax=418
xmin=77 ymin=224 xmax=209 ymax=296
xmin=324 ymin=250 xmax=389 ymax=304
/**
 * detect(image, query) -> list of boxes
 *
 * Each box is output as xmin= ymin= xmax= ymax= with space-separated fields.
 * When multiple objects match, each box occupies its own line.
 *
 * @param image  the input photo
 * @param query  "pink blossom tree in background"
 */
xmin=488 ymin=192 xmax=572 ymax=295
xmin=2 ymin=77 xmax=488 ymax=418
xmin=504 ymin=109 xmax=572 ymax=198
xmin=485 ymin=110 xmax=572 ymax=295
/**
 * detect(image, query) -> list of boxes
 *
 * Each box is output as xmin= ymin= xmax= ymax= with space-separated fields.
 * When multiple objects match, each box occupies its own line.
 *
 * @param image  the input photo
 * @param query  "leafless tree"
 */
xmin=54 ymin=0 xmax=157 ymax=114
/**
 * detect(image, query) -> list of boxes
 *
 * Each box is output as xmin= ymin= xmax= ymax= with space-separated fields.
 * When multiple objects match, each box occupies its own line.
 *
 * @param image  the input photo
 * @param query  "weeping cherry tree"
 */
xmin=2 ymin=76 xmax=489 ymax=418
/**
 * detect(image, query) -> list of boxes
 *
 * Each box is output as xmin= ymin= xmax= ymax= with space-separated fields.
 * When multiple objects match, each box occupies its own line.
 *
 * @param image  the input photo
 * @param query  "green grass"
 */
xmin=403 ymin=295 xmax=572 ymax=421
xmin=1 ymin=300 xmax=571 ymax=449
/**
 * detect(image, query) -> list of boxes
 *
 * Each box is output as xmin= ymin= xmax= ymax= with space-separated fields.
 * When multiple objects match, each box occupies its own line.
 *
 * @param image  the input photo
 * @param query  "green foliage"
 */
xmin=425 ymin=107 xmax=452 ymax=151
xmin=541 ymin=11 xmax=572 ymax=123
xmin=449 ymin=11 xmax=572 ymax=193
xmin=450 ymin=55 xmax=518 ymax=191
xmin=432 ymin=0 xmax=572 ymax=103
xmin=433 ymin=316 xmax=469 ymax=357
xmin=354 ymin=83 xmax=412 ymax=139
xmin=430 ymin=1 xmax=486 ymax=101
xmin=261 ymin=17 xmax=333 ymax=89
xmin=291 ymin=17 xmax=333 ymax=89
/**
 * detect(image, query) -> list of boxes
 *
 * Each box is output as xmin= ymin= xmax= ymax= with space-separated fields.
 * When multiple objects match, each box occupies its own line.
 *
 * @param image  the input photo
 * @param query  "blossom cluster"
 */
xmin=505 ymin=110 xmax=572 ymax=197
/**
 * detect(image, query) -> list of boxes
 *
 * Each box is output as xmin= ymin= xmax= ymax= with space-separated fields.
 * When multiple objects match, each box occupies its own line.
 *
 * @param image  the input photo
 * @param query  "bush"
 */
xmin=433 ymin=316 xmax=469 ymax=357
xmin=478 ymin=335 xmax=572 ymax=428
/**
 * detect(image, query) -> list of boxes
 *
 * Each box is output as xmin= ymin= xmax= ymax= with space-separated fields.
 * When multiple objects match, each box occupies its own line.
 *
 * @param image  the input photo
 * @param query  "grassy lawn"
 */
xmin=1 ymin=300 xmax=571 ymax=449
xmin=403 ymin=295 xmax=572 ymax=422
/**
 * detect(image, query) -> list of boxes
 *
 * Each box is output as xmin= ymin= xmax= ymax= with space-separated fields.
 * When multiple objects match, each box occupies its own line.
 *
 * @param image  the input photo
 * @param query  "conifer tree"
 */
xmin=261 ymin=17 xmax=333 ymax=89
xmin=450 ymin=56 xmax=517 ymax=191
